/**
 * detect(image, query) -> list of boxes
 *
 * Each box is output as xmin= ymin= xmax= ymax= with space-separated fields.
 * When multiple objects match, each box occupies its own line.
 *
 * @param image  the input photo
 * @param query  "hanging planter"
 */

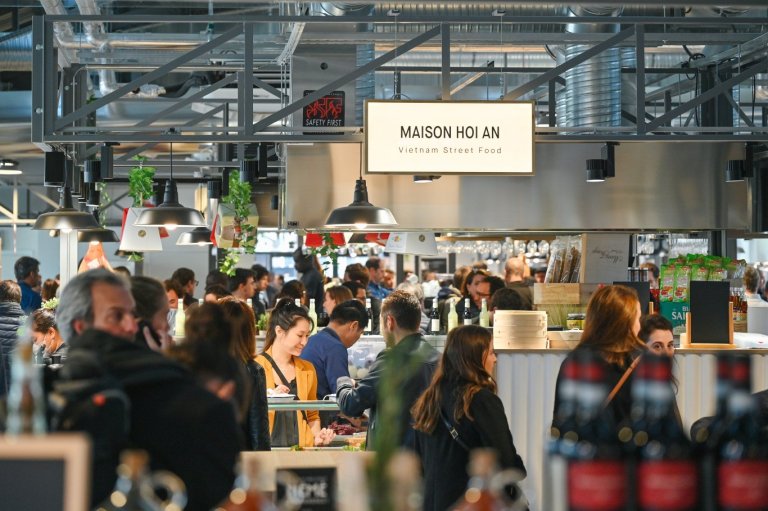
xmin=119 ymin=156 xmax=163 ymax=254
xmin=216 ymin=171 xmax=258 ymax=276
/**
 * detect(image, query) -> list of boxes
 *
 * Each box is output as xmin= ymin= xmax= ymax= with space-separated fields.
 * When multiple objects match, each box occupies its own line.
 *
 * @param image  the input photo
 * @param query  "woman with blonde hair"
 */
xmin=218 ymin=296 xmax=271 ymax=451
xmin=255 ymin=299 xmax=335 ymax=447
xmin=412 ymin=325 xmax=526 ymax=511
xmin=552 ymin=284 xmax=647 ymax=426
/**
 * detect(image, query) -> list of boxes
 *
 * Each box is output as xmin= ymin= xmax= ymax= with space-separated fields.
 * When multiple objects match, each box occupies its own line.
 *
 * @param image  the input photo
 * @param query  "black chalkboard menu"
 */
xmin=613 ymin=281 xmax=651 ymax=315
xmin=689 ymin=281 xmax=731 ymax=344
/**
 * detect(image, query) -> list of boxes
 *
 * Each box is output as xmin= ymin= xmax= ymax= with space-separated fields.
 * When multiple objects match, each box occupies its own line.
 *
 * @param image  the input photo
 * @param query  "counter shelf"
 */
xmin=266 ymin=399 xmax=340 ymax=411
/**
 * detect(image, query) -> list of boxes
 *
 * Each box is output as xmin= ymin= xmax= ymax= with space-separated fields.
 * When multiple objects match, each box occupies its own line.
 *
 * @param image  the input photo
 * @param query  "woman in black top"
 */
xmin=412 ymin=325 xmax=526 ymax=511
xmin=552 ymin=285 xmax=647 ymax=429
xmin=219 ymin=297 xmax=271 ymax=451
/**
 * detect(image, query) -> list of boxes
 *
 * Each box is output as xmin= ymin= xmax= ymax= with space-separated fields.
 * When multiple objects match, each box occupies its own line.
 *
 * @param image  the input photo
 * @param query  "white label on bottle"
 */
xmin=431 ymin=319 xmax=440 ymax=332
xmin=463 ymin=318 xmax=472 ymax=326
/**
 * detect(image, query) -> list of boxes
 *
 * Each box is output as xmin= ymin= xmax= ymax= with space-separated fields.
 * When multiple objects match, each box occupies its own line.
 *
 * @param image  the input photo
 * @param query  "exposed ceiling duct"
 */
xmin=0 ymin=30 xmax=33 ymax=72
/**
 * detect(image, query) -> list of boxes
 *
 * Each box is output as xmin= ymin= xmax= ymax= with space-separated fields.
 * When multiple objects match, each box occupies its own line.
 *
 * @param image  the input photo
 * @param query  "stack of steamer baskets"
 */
xmin=492 ymin=310 xmax=548 ymax=349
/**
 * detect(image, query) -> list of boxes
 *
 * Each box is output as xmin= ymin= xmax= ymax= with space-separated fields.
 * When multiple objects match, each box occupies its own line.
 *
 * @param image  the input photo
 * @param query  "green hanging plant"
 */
xmin=95 ymin=181 xmax=110 ymax=228
xmin=128 ymin=155 xmax=156 ymax=207
xmin=218 ymin=170 xmax=257 ymax=276
xmin=309 ymin=233 xmax=341 ymax=274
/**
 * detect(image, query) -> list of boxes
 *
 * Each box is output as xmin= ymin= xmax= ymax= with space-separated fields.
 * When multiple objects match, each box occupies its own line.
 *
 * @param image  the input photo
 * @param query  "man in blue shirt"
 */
xmin=366 ymin=256 xmax=391 ymax=301
xmin=300 ymin=299 xmax=367 ymax=400
xmin=14 ymin=256 xmax=41 ymax=313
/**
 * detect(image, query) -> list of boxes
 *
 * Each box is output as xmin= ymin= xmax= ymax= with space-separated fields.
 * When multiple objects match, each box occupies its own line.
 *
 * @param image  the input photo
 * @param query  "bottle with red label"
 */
xmin=630 ymin=354 xmax=699 ymax=511
xmin=566 ymin=350 xmax=629 ymax=511
xmin=712 ymin=355 xmax=768 ymax=511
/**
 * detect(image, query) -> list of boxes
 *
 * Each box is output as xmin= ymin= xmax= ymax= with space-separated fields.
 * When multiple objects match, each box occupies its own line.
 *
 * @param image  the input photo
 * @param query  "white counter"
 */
xmin=495 ymin=348 xmax=768 ymax=511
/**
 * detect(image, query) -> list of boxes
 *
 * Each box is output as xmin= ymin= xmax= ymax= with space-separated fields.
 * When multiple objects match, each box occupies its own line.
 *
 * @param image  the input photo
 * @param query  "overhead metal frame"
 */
xmin=32 ymin=13 xmax=768 ymax=147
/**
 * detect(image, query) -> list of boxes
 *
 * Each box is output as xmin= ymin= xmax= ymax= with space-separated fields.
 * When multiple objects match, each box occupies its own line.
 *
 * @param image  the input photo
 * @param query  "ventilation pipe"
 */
xmin=0 ymin=30 xmax=33 ymax=71
xmin=557 ymin=5 xmax=623 ymax=129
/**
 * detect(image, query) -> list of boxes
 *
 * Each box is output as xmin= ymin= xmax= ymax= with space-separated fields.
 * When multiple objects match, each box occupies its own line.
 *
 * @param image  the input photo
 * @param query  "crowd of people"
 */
xmin=3 ymin=249 xmax=766 ymax=511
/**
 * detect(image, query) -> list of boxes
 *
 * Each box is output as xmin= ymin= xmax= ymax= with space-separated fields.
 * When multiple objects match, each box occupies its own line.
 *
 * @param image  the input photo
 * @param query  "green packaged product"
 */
xmin=659 ymin=264 xmax=676 ymax=302
xmin=708 ymin=267 xmax=727 ymax=281
xmin=673 ymin=265 xmax=692 ymax=302
xmin=691 ymin=265 xmax=709 ymax=281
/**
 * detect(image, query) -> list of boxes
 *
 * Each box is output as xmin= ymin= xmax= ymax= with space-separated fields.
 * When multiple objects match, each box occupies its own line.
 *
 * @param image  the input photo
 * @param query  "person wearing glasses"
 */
xmin=171 ymin=267 xmax=198 ymax=309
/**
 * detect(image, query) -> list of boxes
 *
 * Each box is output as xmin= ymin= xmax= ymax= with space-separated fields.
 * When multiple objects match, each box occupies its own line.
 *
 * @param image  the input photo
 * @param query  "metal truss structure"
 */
xmin=32 ymin=12 xmax=768 ymax=155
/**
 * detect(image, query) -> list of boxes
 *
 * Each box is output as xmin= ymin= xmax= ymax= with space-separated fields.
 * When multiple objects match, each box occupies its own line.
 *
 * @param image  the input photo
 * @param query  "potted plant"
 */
xmin=119 ymin=155 xmax=163 ymax=256
xmin=215 ymin=170 xmax=259 ymax=276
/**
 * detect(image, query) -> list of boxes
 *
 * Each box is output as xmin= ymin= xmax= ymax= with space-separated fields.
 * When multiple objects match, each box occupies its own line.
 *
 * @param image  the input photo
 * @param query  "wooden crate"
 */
xmin=534 ymin=283 xmax=581 ymax=305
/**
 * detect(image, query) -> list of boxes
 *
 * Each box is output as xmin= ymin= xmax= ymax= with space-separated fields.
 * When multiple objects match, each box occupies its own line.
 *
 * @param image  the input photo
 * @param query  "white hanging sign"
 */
xmin=365 ymin=100 xmax=535 ymax=175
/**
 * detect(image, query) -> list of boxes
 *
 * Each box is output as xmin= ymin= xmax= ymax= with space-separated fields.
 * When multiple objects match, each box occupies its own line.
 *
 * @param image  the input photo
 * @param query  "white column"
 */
xmin=59 ymin=230 xmax=78 ymax=290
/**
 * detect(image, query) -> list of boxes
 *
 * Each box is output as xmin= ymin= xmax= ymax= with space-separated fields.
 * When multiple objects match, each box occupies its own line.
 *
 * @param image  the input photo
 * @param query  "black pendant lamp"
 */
xmin=77 ymin=210 xmax=120 ymax=243
xmin=176 ymin=226 xmax=213 ymax=246
xmin=325 ymin=144 xmax=397 ymax=229
xmin=135 ymin=135 xmax=205 ymax=230
xmin=33 ymin=186 xmax=100 ymax=232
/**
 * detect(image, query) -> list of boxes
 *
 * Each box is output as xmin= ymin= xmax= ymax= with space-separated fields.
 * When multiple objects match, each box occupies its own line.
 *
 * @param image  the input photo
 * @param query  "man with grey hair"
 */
xmin=57 ymin=269 xmax=239 ymax=511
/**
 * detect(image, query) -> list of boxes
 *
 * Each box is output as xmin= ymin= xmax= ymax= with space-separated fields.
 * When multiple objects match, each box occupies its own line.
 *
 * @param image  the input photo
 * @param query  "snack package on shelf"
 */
xmin=673 ymin=265 xmax=692 ymax=302
xmin=560 ymin=236 xmax=582 ymax=283
xmin=659 ymin=264 xmax=676 ymax=302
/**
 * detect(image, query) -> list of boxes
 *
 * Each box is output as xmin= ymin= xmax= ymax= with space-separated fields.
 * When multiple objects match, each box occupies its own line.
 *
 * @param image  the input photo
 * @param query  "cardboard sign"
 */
xmin=276 ymin=467 xmax=336 ymax=511
xmin=580 ymin=233 xmax=631 ymax=284
xmin=689 ymin=281 xmax=731 ymax=344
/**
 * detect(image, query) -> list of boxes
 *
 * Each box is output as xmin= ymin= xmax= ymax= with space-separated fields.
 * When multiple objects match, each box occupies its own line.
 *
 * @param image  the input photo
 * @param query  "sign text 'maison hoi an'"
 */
xmin=365 ymin=100 xmax=535 ymax=175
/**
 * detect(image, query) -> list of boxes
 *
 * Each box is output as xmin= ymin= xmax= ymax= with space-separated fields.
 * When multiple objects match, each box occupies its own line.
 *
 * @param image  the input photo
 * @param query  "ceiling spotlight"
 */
xmin=725 ymin=159 xmax=745 ymax=182
xmin=413 ymin=175 xmax=442 ymax=184
xmin=0 ymin=159 xmax=20 ymax=175
xmin=586 ymin=159 xmax=607 ymax=182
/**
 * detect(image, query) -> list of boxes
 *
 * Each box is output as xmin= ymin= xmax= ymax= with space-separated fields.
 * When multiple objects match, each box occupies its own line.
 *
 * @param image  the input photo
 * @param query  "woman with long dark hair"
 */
xmin=412 ymin=325 xmax=526 ymax=511
xmin=255 ymin=298 xmax=335 ymax=447
xmin=218 ymin=296 xmax=271 ymax=451
xmin=552 ymin=285 xmax=647 ymax=428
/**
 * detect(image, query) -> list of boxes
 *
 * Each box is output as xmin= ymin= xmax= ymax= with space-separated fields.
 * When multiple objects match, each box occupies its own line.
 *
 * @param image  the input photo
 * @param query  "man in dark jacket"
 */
xmin=0 ymin=280 xmax=25 ymax=399
xmin=294 ymin=249 xmax=324 ymax=315
xmin=336 ymin=290 xmax=440 ymax=450
xmin=57 ymin=269 xmax=240 ymax=511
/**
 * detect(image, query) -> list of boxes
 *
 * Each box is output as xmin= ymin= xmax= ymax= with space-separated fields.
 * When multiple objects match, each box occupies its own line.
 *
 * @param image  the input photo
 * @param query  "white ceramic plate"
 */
xmin=267 ymin=393 xmax=296 ymax=400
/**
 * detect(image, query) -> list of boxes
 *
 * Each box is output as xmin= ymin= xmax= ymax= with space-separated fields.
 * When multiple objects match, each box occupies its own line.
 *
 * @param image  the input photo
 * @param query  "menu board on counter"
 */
xmin=276 ymin=467 xmax=336 ymax=511
xmin=689 ymin=281 xmax=731 ymax=344
xmin=580 ymin=233 xmax=631 ymax=284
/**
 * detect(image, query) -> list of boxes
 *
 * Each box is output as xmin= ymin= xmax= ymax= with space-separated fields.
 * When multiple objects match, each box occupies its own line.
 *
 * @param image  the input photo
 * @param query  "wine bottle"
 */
xmin=365 ymin=298 xmax=372 ymax=334
xmin=308 ymin=298 xmax=318 ymax=335
xmin=479 ymin=298 xmax=490 ymax=328
xmin=463 ymin=298 xmax=473 ymax=326
xmin=447 ymin=298 xmax=458 ymax=333
xmin=633 ymin=355 xmax=699 ymax=511
xmin=429 ymin=298 xmax=440 ymax=335
xmin=5 ymin=340 xmax=46 ymax=435
xmin=713 ymin=355 xmax=768 ymax=511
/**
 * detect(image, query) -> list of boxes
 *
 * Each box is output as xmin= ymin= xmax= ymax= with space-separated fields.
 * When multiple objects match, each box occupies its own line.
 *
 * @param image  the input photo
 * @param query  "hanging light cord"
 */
xmin=359 ymin=143 xmax=363 ymax=180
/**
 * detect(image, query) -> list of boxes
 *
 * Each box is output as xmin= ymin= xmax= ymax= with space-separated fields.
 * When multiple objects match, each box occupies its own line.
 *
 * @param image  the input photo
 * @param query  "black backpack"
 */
xmin=46 ymin=351 xmax=131 ymax=508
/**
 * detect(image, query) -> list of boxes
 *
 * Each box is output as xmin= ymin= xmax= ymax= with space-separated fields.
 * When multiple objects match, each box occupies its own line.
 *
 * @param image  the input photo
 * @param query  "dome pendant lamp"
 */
xmin=33 ymin=185 xmax=100 ymax=232
xmin=135 ymin=133 xmax=205 ymax=230
xmin=176 ymin=226 xmax=213 ymax=246
xmin=325 ymin=144 xmax=397 ymax=229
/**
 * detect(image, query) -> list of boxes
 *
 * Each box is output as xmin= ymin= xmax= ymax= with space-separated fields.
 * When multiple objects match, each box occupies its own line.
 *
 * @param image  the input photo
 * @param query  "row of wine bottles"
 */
xmin=547 ymin=351 xmax=768 ymax=511
xmin=428 ymin=297 xmax=490 ymax=334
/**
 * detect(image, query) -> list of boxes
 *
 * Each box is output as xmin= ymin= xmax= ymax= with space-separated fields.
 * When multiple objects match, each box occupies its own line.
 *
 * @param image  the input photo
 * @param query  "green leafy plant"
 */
xmin=41 ymin=297 xmax=59 ymax=310
xmin=218 ymin=171 xmax=257 ymax=276
xmin=256 ymin=313 xmax=269 ymax=332
xmin=309 ymin=233 xmax=341 ymax=274
xmin=128 ymin=155 xmax=156 ymax=207
xmin=127 ymin=252 xmax=144 ymax=263
xmin=95 ymin=181 xmax=110 ymax=227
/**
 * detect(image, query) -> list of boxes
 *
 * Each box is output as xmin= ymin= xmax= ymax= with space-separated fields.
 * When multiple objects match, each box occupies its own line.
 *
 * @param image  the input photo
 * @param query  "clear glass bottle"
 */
xmin=365 ymin=298 xmax=372 ymax=334
xmin=447 ymin=298 xmax=459 ymax=332
xmin=479 ymin=299 xmax=490 ymax=328
xmin=174 ymin=302 xmax=185 ymax=339
xmin=6 ymin=340 xmax=47 ymax=435
xmin=96 ymin=450 xmax=187 ymax=511
xmin=308 ymin=299 xmax=318 ymax=335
